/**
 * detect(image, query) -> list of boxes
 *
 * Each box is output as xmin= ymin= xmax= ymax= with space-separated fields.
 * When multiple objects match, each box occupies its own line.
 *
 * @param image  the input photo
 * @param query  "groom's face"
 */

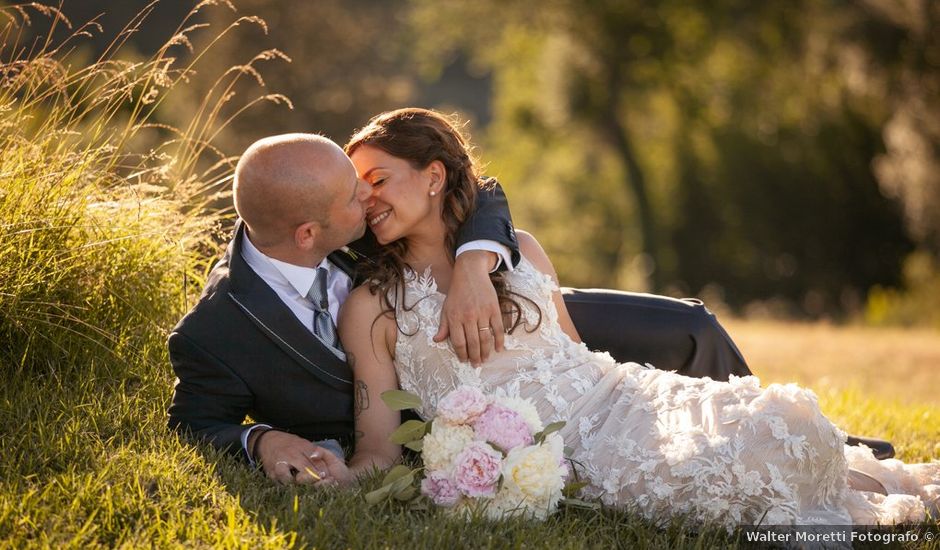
xmin=318 ymin=154 xmax=371 ymax=250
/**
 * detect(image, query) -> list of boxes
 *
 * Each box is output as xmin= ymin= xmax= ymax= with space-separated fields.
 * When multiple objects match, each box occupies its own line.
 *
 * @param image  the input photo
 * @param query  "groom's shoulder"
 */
xmin=171 ymin=257 xmax=236 ymax=334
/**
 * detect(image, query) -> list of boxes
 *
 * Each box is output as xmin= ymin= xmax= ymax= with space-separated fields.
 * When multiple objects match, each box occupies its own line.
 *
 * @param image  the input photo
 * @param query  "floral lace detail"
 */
xmin=390 ymin=256 xmax=938 ymax=528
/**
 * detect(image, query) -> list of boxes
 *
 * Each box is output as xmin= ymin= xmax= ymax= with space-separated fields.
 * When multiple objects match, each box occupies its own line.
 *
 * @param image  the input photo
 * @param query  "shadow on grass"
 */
xmin=195 ymin=443 xmax=743 ymax=550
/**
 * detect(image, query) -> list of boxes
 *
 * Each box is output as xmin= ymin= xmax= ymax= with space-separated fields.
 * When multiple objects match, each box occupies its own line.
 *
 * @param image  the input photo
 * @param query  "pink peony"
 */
xmin=436 ymin=385 xmax=488 ymax=425
xmin=452 ymin=441 xmax=503 ymax=498
xmin=420 ymin=471 xmax=461 ymax=507
xmin=472 ymin=404 xmax=534 ymax=452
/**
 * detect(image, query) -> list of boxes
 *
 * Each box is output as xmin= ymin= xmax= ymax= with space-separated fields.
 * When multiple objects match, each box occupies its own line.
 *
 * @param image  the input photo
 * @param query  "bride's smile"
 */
xmin=368 ymin=209 xmax=391 ymax=227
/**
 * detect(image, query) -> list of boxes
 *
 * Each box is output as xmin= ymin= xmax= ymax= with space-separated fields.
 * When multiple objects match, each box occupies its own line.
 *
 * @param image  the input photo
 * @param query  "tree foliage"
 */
xmin=409 ymin=0 xmax=934 ymax=316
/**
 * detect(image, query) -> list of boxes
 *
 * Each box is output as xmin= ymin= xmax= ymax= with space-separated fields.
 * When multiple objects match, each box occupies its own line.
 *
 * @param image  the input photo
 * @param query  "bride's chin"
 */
xmin=373 ymin=231 xmax=397 ymax=245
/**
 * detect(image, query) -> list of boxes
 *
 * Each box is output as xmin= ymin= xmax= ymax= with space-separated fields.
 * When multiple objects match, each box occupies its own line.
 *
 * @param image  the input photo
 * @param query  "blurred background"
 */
xmin=34 ymin=0 xmax=940 ymax=326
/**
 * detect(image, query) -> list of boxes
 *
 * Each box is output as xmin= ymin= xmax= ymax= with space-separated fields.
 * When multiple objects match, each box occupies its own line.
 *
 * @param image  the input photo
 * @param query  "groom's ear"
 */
xmin=294 ymin=220 xmax=322 ymax=250
xmin=427 ymin=160 xmax=446 ymax=195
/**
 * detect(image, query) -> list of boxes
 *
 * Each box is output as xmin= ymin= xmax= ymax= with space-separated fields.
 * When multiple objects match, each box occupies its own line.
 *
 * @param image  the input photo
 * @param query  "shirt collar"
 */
xmin=241 ymin=232 xmax=328 ymax=298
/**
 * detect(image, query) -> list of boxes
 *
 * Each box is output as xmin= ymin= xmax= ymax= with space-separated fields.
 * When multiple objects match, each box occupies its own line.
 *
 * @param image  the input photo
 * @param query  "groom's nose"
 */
xmin=356 ymin=178 xmax=373 ymax=204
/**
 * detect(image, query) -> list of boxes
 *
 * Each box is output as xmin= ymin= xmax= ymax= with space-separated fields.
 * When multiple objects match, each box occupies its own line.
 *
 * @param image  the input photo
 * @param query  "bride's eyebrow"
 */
xmin=362 ymin=167 xmax=385 ymax=180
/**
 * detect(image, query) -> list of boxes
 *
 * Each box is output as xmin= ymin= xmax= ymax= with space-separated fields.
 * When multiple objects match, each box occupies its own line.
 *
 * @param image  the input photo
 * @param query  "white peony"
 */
xmin=494 ymin=395 xmax=544 ymax=434
xmin=422 ymin=422 xmax=474 ymax=473
xmin=485 ymin=484 xmax=530 ymax=520
xmin=500 ymin=433 xmax=566 ymax=511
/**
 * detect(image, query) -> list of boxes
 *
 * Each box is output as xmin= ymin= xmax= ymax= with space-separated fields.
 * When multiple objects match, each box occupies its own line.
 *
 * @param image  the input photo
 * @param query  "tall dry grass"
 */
xmin=0 ymin=4 xmax=299 ymax=546
xmin=0 ymin=1 xmax=289 ymax=381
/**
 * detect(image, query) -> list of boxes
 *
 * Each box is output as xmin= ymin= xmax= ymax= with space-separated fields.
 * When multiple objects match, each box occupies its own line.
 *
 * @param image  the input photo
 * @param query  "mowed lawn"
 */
xmin=1 ymin=321 xmax=938 ymax=549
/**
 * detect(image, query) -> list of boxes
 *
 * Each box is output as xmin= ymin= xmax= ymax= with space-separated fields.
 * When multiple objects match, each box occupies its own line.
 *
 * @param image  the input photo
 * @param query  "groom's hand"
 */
xmin=254 ymin=430 xmax=332 ymax=485
xmin=434 ymin=250 xmax=505 ymax=365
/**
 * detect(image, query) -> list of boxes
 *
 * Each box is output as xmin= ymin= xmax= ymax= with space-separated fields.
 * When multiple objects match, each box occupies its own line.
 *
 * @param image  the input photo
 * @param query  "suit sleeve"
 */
xmin=166 ymin=330 xmax=257 ymax=460
xmin=456 ymin=178 xmax=520 ymax=268
xmin=346 ymin=178 xmax=521 ymax=269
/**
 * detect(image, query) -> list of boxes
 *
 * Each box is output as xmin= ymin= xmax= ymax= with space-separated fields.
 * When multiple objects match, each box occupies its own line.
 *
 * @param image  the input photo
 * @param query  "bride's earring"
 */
xmin=429 ymin=190 xmax=437 ymax=197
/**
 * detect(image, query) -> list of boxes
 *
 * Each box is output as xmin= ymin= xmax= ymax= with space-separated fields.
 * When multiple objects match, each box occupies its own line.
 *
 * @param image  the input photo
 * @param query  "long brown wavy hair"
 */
xmin=344 ymin=108 xmax=540 ymax=335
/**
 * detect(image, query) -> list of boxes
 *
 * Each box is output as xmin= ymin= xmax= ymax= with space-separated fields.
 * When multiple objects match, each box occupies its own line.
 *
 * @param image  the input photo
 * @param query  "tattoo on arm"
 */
xmin=354 ymin=380 xmax=370 ymax=418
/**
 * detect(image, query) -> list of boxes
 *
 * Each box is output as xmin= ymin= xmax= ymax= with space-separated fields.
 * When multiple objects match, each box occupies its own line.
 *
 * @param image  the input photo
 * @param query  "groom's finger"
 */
xmin=478 ymin=326 xmax=493 ymax=363
xmin=270 ymin=459 xmax=296 ymax=485
xmin=294 ymin=452 xmax=327 ymax=484
xmin=433 ymin=316 xmax=450 ymax=344
xmin=294 ymin=463 xmax=325 ymax=485
xmin=449 ymin=318 xmax=469 ymax=363
xmin=490 ymin=311 xmax=505 ymax=353
xmin=464 ymin=323 xmax=482 ymax=366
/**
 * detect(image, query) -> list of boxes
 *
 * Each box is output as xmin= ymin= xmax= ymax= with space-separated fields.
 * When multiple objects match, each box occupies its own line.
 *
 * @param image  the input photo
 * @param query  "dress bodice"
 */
xmin=392 ymin=257 xmax=621 ymax=423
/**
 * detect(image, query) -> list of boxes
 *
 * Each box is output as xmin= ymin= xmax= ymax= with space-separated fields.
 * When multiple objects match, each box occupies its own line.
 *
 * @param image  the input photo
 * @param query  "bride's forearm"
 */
xmin=345 ymin=449 xmax=401 ymax=479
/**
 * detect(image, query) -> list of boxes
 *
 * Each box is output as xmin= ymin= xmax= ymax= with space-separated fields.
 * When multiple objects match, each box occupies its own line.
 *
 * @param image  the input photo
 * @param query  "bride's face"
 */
xmin=349 ymin=144 xmax=443 ymax=245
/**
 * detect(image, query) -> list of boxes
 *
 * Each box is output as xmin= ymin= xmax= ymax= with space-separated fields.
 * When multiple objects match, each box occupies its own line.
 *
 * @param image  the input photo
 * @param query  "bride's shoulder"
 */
xmin=338 ymin=284 xmax=388 ymax=327
xmin=514 ymin=229 xmax=559 ymax=282
xmin=515 ymin=229 xmax=541 ymax=255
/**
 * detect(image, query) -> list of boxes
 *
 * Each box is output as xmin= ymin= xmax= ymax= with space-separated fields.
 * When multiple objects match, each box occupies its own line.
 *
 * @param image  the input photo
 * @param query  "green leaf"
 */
xmin=389 ymin=420 xmax=428 ymax=445
xmin=534 ymin=420 xmax=565 ymax=444
xmin=366 ymin=466 xmax=417 ymax=506
xmin=388 ymin=471 xmax=415 ymax=498
xmin=392 ymin=485 xmax=418 ymax=501
xmin=404 ymin=439 xmax=424 ymax=452
xmin=364 ymin=484 xmax=393 ymax=505
xmin=382 ymin=465 xmax=414 ymax=485
xmin=381 ymin=390 xmax=423 ymax=411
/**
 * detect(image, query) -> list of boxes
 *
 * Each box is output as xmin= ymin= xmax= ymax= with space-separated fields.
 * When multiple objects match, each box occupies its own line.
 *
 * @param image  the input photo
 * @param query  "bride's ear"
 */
xmin=426 ymin=160 xmax=446 ymax=196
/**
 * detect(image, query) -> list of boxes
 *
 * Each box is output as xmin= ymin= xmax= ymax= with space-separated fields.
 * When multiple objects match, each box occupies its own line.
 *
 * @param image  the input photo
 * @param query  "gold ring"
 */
xmin=478 ymin=326 xmax=492 ymax=332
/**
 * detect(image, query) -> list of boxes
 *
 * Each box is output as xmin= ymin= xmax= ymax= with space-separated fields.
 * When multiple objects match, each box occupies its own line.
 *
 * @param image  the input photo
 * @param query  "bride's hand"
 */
xmin=434 ymin=250 xmax=505 ymax=365
xmin=309 ymin=445 xmax=356 ymax=487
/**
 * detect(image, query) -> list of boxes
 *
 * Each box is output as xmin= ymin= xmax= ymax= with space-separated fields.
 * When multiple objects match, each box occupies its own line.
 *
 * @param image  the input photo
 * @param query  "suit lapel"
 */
xmin=226 ymin=221 xmax=353 ymax=391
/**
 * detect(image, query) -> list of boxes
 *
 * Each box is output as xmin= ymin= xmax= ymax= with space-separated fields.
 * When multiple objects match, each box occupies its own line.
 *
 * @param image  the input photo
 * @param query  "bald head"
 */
xmin=233 ymin=133 xmax=352 ymax=247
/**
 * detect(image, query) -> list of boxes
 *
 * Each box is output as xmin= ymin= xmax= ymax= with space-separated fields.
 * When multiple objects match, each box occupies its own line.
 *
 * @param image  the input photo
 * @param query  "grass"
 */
xmin=2 ymin=323 xmax=937 ymax=549
xmin=0 ymin=4 xmax=937 ymax=549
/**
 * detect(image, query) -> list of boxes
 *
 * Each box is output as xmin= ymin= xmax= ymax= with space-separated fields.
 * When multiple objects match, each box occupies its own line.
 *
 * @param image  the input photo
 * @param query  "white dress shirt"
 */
xmin=241 ymin=234 xmax=352 ymax=330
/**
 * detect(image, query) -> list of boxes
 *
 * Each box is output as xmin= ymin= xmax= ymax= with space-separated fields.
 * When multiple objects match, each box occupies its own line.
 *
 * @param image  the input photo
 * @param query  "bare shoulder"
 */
xmin=514 ymin=229 xmax=557 ymax=280
xmin=338 ymin=284 xmax=388 ymax=332
xmin=339 ymin=283 xmax=397 ymax=363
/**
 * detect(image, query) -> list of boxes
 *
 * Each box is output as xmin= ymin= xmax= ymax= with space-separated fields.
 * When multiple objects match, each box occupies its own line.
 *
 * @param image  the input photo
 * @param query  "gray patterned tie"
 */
xmin=309 ymin=267 xmax=343 ymax=353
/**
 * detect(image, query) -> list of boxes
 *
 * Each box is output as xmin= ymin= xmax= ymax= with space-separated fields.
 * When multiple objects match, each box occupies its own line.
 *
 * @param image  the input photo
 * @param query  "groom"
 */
xmin=168 ymin=134 xmax=889 ymax=484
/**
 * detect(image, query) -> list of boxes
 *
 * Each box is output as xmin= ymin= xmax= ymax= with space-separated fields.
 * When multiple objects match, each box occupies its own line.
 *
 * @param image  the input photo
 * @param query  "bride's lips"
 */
xmin=368 ymin=209 xmax=391 ymax=228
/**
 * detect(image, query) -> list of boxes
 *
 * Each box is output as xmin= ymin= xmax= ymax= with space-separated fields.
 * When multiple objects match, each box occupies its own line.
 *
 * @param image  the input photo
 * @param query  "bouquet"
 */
xmin=366 ymin=385 xmax=589 ymax=520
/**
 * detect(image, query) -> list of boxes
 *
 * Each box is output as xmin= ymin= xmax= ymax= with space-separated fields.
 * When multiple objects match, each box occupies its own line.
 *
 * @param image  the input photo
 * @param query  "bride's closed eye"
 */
xmin=369 ymin=177 xmax=387 ymax=188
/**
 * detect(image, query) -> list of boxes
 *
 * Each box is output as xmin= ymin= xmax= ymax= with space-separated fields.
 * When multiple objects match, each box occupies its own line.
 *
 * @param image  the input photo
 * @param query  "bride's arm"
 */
xmin=322 ymin=285 xmax=403 ymax=486
xmin=515 ymin=230 xmax=583 ymax=344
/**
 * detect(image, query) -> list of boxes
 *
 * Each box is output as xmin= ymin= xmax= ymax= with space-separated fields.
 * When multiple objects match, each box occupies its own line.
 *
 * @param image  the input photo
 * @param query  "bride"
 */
xmin=311 ymin=107 xmax=938 ymax=527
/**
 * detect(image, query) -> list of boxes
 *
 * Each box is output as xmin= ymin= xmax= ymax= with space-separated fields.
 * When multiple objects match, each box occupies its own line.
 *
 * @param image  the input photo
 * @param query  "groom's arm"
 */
xmin=439 ymin=179 xmax=520 ymax=363
xmin=454 ymin=178 xmax=520 ymax=269
xmin=167 ymin=331 xmax=258 ymax=460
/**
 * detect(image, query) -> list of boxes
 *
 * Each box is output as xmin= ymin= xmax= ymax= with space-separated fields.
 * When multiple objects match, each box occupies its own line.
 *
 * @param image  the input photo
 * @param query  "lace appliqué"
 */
xmin=388 ymin=256 xmax=938 ymax=529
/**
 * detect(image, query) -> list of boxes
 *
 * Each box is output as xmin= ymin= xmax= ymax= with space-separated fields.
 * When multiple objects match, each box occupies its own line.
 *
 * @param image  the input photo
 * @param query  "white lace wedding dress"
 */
xmin=391 ymin=257 xmax=939 ymax=527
